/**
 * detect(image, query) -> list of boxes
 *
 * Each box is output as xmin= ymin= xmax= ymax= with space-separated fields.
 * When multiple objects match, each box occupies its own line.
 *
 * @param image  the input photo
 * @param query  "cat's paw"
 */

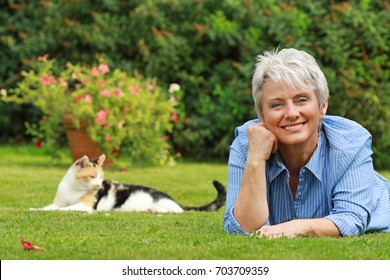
xmin=59 ymin=204 xmax=93 ymax=213
xmin=147 ymin=207 xmax=158 ymax=213
xmin=30 ymin=204 xmax=60 ymax=211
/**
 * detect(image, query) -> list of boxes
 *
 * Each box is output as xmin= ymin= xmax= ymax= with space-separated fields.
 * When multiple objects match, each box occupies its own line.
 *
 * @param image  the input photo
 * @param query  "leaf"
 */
xmin=20 ymin=236 xmax=44 ymax=251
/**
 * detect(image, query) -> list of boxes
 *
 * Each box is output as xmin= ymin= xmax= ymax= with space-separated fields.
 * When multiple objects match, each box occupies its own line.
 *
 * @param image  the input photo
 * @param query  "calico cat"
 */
xmin=30 ymin=154 xmax=226 ymax=213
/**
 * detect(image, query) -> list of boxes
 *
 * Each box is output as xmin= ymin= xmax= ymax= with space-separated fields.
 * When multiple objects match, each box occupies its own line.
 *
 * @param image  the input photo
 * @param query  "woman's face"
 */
xmin=260 ymin=79 xmax=328 ymax=149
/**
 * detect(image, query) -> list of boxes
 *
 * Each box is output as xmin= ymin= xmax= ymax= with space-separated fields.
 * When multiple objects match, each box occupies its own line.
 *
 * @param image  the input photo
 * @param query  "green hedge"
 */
xmin=1 ymin=0 xmax=389 ymax=168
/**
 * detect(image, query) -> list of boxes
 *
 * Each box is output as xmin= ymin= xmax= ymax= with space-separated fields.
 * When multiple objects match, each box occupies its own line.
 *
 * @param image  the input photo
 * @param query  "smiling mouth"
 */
xmin=282 ymin=122 xmax=306 ymax=130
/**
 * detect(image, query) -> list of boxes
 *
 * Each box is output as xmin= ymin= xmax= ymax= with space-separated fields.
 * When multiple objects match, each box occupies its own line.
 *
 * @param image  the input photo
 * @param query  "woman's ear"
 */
xmin=257 ymin=108 xmax=264 ymax=123
xmin=320 ymin=99 xmax=328 ymax=118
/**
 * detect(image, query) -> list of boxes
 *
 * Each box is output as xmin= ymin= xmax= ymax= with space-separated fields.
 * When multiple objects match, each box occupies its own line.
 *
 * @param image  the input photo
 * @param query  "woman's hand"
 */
xmin=233 ymin=122 xmax=278 ymax=232
xmin=247 ymin=122 xmax=278 ymax=163
xmin=254 ymin=219 xmax=340 ymax=239
xmin=254 ymin=223 xmax=300 ymax=239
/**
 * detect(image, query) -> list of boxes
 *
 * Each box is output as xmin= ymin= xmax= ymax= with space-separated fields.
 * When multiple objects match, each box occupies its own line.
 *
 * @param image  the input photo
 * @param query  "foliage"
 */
xmin=0 ymin=146 xmax=389 ymax=260
xmin=0 ymin=0 xmax=389 ymax=168
xmin=4 ymin=57 xmax=179 ymax=164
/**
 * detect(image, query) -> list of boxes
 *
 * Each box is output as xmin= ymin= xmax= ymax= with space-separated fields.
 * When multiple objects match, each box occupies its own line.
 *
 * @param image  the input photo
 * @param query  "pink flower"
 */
xmin=105 ymin=134 xmax=112 ymax=141
xmin=113 ymin=89 xmax=122 ymax=96
xmin=74 ymin=95 xmax=82 ymax=103
xmin=130 ymin=85 xmax=140 ymax=95
xmin=171 ymin=112 xmax=179 ymax=123
xmin=58 ymin=77 xmax=68 ymax=87
xmin=146 ymin=83 xmax=154 ymax=91
xmin=96 ymin=109 xmax=109 ymax=126
xmin=98 ymin=64 xmax=110 ymax=74
xmin=91 ymin=67 xmax=100 ymax=77
xmin=97 ymin=79 xmax=106 ymax=88
xmin=100 ymin=89 xmax=110 ymax=97
xmin=85 ymin=94 xmax=93 ymax=103
xmin=40 ymin=75 xmax=56 ymax=85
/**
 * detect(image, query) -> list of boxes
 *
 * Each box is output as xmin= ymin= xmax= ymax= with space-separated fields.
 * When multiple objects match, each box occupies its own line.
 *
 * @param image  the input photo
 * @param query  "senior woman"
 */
xmin=224 ymin=48 xmax=390 ymax=238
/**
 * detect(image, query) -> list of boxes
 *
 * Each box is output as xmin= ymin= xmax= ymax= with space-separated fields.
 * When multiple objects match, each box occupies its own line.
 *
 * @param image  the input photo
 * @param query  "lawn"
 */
xmin=0 ymin=145 xmax=389 ymax=260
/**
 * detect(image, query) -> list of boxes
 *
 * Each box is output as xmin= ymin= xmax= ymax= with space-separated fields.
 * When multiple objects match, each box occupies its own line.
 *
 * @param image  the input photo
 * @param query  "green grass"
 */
xmin=0 ymin=145 xmax=389 ymax=260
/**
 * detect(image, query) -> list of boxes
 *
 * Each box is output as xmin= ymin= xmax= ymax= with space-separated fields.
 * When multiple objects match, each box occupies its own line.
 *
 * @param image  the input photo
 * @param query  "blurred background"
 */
xmin=0 ymin=0 xmax=389 ymax=168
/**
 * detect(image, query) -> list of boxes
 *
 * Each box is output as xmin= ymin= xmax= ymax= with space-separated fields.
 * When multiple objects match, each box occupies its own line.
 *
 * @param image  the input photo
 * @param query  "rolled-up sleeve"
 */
xmin=325 ymin=137 xmax=374 ymax=236
xmin=224 ymin=120 xmax=262 ymax=235
xmin=223 ymin=146 xmax=251 ymax=235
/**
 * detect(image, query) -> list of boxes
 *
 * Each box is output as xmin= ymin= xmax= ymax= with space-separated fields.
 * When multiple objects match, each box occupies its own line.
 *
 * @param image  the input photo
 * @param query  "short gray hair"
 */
xmin=252 ymin=48 xmax=329 ymax=117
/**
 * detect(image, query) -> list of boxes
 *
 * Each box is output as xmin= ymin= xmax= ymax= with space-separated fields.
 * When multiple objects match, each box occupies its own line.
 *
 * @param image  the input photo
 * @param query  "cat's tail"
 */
xmin=181 ymin=180 xmax=226 ymax=212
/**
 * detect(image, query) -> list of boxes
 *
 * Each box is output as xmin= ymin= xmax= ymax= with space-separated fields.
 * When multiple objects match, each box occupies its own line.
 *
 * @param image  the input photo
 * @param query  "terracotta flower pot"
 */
xmin=62 ymin=114 xmax=117 ymax=167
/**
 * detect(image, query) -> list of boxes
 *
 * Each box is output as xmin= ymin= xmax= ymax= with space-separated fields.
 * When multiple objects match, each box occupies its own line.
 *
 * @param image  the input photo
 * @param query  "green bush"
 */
xmin=5 ymin=57 xmax=176 ymax=165
xmin=1 ymin=0 xmax=389 ymax=168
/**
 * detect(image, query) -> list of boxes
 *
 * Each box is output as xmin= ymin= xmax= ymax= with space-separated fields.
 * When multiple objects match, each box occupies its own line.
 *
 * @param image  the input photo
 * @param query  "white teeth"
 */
xmin=284 ymin=123 xmax=304 ymax=130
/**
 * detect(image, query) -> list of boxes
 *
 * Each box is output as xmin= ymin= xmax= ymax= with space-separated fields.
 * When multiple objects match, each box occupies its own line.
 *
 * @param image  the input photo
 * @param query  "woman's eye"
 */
xmin=271 ymin=103 xmax=282 ymax=108
xmin=296 ymin=97 xmax=308 ymax=103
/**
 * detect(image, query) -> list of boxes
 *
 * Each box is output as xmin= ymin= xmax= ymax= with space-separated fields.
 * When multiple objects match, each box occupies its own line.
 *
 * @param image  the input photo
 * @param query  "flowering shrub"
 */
xmin=8 ymin=56 xmax=180 ymax=165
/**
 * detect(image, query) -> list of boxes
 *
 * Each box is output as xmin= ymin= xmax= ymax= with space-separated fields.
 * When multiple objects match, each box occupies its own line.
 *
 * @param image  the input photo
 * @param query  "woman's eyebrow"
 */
xmin=266 ymin=92 xmax=311 ymax=101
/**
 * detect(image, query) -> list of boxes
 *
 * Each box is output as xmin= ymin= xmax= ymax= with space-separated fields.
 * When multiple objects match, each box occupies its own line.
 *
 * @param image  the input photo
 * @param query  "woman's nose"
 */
xmin=284 ymin=103 xmax=299 ymax=120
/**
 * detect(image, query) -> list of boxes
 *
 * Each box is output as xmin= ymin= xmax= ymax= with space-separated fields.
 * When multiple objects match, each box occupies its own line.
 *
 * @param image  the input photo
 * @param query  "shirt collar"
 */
xmin=267 ymin=152 xmax=287 ymax=183
xmin=267 ymin=130 xmax=325 ymax=183
xmin=304 ymin=130 xmax=325 ymax=181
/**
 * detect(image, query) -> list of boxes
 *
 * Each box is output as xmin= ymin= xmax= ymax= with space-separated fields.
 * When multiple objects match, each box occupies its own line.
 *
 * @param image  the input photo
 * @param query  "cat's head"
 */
xmin=70 ymin=154 xmax=106 ymax=191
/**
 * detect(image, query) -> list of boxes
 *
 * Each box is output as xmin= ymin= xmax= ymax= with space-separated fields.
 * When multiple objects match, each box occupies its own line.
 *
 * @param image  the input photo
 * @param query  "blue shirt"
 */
xmin=224 ymin=115 xmax=390 ymax=236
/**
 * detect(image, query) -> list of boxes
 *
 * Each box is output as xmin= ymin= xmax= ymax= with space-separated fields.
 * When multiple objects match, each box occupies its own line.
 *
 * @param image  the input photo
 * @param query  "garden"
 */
xmin=1 ymin=146 xmax=389 ymax=260
xmin=1 ymin=0 xmax=390 ymax=261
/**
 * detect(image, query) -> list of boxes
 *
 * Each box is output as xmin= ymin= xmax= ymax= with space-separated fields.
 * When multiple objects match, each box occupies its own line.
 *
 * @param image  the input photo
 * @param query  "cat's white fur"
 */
xmin=96 ymin=190 xmax=183 ymax=213
xmin=29 ymin=154 xmax=184 ymax=213
xmin=29 ymin=155 xmax=105 ymax=213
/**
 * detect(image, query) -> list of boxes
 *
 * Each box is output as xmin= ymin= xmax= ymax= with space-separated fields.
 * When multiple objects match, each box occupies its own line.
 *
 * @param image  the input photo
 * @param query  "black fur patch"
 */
xmin=93 ymin=179 xmax=226 ymax=212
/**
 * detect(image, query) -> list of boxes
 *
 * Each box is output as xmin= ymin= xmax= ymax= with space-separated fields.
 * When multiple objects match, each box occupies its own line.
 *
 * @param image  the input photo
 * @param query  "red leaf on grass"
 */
xmin=20 ymin=237 xmax=43 ymax=251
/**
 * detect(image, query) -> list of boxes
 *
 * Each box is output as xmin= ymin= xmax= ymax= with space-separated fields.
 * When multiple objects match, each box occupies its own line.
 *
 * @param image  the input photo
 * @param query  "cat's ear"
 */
xmin=97 ymin=154 xmax=106 ymax=167
xmin=78 ymin=155 xmax=90 ymax=168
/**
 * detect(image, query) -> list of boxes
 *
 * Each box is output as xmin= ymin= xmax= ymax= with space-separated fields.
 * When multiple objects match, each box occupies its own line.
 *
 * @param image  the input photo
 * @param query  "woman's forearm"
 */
xmin=257 ymin=218 xmax=341 ymax=238
xmin=233 ymin=159 xmax=269 ymax=232
xmin=300 ymin=218 xmax=340 ymax=237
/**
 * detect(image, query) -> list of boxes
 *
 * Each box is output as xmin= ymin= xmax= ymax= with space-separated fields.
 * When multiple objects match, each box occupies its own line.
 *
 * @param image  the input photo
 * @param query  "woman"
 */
xmin=224 ymin=48 xmax=390 ymax=238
